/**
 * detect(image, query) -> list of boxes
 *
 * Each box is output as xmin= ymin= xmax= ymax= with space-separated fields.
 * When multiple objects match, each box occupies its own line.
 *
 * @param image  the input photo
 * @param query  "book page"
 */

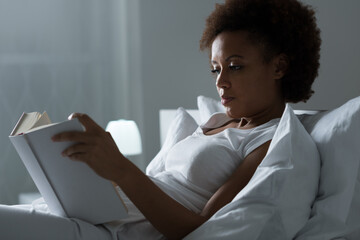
xmin=10 ymin=112 xmax=52 ymax=136
xmin=10 ymin=112 xmax=40 ymax=136
xmin=32 ymin=111 xmax=52 ymax=129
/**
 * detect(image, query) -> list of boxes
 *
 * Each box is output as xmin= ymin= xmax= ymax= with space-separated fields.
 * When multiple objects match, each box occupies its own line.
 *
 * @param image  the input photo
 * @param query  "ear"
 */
xmin=273 ymin=53 xmax=289 ymax=80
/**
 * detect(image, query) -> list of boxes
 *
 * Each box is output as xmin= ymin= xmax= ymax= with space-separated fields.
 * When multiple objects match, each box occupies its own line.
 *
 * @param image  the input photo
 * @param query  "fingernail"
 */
xmin=68 ymin=113 xmax=76 ymax=120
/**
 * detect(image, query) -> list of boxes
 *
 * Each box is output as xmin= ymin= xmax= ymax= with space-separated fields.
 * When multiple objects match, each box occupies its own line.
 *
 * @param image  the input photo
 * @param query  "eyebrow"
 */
xmin=225 ymin=55 xmax=244 ymax=61
xmin=211 ymin=54 xmax=244 ymax=64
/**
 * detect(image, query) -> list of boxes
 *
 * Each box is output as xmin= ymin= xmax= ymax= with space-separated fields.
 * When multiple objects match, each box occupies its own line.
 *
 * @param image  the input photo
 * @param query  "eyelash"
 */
xmin=229 ymin=65 xmax=242 ymax=71
xmin=211 ymin=65 xmax=243 ymax=75
xmin=211 ymin=69 xmax=220 ymax=74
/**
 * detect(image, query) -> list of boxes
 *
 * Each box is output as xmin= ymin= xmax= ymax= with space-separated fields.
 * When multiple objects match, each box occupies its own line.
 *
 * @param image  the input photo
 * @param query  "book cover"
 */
xmin=9 ymin=115 xmax=128 ymax=224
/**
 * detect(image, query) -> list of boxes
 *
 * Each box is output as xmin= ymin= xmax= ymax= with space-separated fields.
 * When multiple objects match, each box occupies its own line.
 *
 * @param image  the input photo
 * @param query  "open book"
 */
xmin=9 ymin=112 xmax=128 ymax=224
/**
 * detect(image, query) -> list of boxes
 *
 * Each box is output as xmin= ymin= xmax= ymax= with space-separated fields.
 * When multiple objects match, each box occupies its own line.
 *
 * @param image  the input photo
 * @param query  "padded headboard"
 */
xmin=159 ymin=109 xmax=319 ymax=146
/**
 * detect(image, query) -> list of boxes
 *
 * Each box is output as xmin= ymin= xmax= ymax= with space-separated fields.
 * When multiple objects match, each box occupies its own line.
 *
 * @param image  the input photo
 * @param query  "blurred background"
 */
xmin=0 ymin=0 xmax=359 ymax=204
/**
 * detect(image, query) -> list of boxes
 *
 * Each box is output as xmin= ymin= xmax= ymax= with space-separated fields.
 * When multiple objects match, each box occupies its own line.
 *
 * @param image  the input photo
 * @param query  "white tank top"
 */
xmin=154 ymin=113 xmax=280 ymax=212
xmin=108 ymin=113 xmax=280 ymax=239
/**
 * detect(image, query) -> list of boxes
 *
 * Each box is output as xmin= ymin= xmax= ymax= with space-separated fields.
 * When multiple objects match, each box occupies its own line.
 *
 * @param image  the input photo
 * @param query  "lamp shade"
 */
xmin=105 ymin=119 xmax=142 ymax=156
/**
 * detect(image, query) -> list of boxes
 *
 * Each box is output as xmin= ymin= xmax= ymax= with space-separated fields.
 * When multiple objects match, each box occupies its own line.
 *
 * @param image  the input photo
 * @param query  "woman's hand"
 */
xmin=52 ymin=113 xmax=126 ymax=182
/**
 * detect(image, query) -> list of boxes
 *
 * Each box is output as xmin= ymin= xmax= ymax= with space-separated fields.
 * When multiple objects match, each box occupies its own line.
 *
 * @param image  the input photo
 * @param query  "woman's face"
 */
xmin=211 ymin=30 xmax=285 ymax=120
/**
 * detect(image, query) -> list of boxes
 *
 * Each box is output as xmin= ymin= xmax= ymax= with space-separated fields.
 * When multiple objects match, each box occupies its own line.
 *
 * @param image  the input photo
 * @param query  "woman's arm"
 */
xmin=52 ymin=113 xmax=270 ymax=239
xmin=113 ymin=159 xmax=207 ymax=238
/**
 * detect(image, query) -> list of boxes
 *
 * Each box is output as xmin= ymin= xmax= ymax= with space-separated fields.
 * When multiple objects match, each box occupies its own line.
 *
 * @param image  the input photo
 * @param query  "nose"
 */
xmin=216 ymin=71 xmax=230 ymax=89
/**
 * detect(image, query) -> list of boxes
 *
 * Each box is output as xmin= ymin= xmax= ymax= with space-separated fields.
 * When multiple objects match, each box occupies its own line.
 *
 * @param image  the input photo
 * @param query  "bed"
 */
xmin=149 ymin=95 xmax=360 ymax=240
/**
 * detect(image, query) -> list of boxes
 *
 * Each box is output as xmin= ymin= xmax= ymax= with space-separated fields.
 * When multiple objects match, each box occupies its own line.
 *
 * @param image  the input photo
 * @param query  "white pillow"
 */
xmin=197 ymin=95 xmax=225 ymax=123
xmin=196 ymin=95 xmax=360 ymax=238
xmin=186 ymin=104 xmax=320 ymax=239
xmin=295 ymin=96 xmax=360 ymax=239
xmin=146 ymin=107 xmax=198 ymax=177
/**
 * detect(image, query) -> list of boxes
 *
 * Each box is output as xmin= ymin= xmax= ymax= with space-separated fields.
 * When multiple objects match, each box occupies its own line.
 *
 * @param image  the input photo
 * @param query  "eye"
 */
xmin=229 ymin=65 xmax=243 ymax=71
xmin=211 ymin=69 xmax=220 ymax=75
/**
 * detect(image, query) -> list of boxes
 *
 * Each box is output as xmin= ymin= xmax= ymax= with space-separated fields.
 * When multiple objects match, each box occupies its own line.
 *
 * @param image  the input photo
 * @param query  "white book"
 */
xmin=9 ymin=112 xmax=128 ymax=224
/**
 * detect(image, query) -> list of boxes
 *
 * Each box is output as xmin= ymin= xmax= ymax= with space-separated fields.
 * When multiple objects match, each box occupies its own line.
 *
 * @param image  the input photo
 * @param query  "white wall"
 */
xmin=0 ymin=0 xmax=130 ymax=204
xmin=134 ymin=0 xmax=360 ymax=165
xmin=138 ymin=0 xmax=220 ymax=163
xmin=295 ymin=0 xmax=360 ymax=110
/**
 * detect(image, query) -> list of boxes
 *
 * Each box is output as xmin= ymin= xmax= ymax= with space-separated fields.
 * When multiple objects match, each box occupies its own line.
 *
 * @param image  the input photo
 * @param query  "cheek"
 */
xmin=249 ymin=71 xmax=278 ymax=94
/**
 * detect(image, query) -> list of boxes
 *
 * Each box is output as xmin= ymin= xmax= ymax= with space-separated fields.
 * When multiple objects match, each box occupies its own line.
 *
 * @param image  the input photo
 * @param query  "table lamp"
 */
xmin=105 ymin=119 xmax=142 ymax=156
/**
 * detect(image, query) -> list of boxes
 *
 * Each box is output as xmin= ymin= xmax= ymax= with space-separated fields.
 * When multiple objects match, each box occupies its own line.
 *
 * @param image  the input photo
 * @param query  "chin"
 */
xmin=225 ymin=108 xmax=242 ymax=119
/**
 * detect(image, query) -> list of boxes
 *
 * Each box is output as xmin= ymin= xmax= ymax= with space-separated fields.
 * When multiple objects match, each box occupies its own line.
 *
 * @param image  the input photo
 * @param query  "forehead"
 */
xmin=211 ymin=30 xmax=264 ymax=61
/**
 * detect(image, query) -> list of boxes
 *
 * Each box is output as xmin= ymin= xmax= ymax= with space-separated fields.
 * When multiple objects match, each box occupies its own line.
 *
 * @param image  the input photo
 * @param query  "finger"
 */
xmin=62 ymin=143 xmax=92 ymax=157
xmin=68 ymin=152 xmax=89 ymax=163
xmin=71 ymin=113 xmax=103 ymax=132
xmin=68 ymin=154 xmax=102 ymax=178
xmin=52 ymin=131 xmax=91 ymax=142
xmin=68 ymin=112 xmax=79 ymax=120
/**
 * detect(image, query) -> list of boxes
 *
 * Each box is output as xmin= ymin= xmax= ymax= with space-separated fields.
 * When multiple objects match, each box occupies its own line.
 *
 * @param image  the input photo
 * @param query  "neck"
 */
xmin=238 ymin=102 xmax=285 ymax=129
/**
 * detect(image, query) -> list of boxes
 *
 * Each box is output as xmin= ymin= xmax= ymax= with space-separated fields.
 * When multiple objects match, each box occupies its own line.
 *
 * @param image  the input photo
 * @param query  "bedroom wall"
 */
xmin=135 ymin=0 xmax=360 ymax=167
xmin=0 ymin=0 xmax=128 ymax=204
xmin=137 ymin=0 xmax=220 ymax=165
xmin=294 ymin=0 xmax=360 ymax=110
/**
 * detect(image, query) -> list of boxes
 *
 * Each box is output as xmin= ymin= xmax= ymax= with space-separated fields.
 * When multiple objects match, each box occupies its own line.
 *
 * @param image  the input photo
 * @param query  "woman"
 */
xmin=0 ymin=0 xmax=321 ymax=239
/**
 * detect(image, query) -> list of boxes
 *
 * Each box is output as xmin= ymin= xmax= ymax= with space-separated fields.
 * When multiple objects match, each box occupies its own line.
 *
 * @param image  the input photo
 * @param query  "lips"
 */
xmin=221 ymin=96 xmax=234 ymax=105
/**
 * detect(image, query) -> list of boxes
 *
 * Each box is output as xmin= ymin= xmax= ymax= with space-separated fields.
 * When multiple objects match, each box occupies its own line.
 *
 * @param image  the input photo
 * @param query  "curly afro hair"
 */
xmin=200 ymin=0 xmax=321 ymax=103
